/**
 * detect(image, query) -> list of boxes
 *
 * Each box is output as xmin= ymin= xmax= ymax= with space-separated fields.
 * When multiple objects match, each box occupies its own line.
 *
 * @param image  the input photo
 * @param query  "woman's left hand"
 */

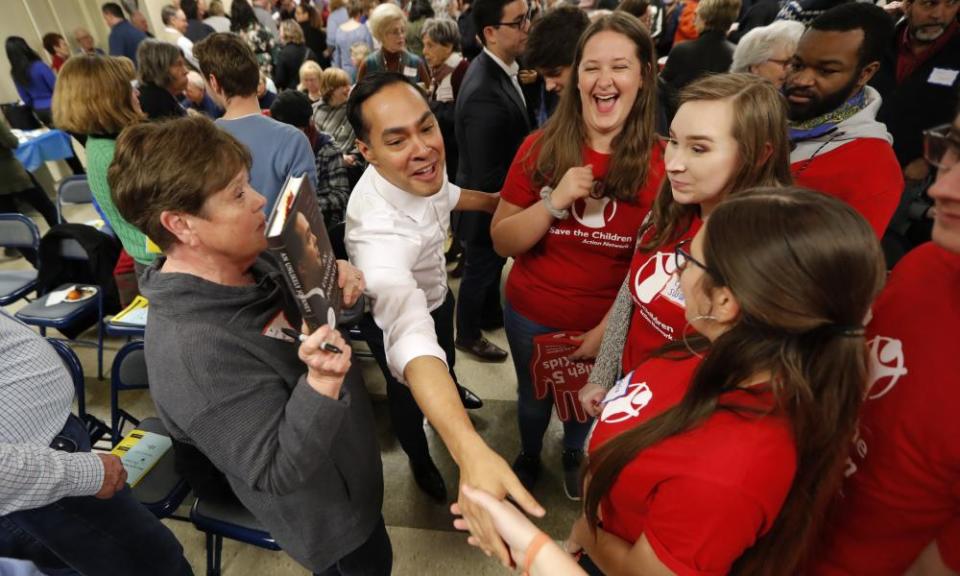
xmin=568 ymin=323 xmax=604 ymax=360
xmin=336 ymin=260 xmax=365 ymax=307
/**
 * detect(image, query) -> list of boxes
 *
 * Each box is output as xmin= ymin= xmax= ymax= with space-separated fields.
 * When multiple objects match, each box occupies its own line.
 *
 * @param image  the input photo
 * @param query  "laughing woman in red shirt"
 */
xmin=569 ymin=189 xmax=886 ymax=576
xmin=490 ymin=13 xmax=665 ymax=500
xmin=579 ymin=73 xmax=793 ymax=415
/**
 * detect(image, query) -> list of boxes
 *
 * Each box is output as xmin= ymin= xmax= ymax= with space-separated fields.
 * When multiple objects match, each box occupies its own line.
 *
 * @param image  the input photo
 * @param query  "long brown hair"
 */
xmin=585 ymin=188 xmax=886 ymax=575
xmin=529 ymin=12 xmax=658 ymax=203
xmin=639 ymin=73 xmax=793 ymax=251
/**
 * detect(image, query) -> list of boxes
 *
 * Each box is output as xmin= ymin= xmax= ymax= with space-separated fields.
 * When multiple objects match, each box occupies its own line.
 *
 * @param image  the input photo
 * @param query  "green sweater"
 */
xmin=85 ymin=136 xmax=156 ymax=265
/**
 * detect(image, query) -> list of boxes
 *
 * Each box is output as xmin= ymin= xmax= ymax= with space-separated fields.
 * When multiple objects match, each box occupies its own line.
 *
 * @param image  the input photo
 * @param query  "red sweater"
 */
xmin=792 ymin=137 xmax=903 ymax=238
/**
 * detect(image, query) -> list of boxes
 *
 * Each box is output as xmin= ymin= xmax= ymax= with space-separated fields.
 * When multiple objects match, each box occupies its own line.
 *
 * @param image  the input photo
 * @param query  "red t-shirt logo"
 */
xmin=866 ymin=335 xmax=908 ymax=400
xmin=571 ymin=196 xmax=618 ymax=229
xmin=601 ymin=373 xmax=654 ymax=424
xmin=633 ymin=252 xmax=679 ymax=305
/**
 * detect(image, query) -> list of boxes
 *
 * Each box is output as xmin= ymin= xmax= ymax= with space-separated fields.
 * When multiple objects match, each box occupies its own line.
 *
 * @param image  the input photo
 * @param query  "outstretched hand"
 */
xmin=453 ymin=485 xmax=547 ymax=568
xmin=451 ymin=443 xmax=545 ymax=566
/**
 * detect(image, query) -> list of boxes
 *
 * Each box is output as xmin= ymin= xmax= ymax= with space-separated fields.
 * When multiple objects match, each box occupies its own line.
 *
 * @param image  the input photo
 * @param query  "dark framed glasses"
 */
xmin=924 ymin=124 xmax=960 ymax=170
xmin=496 ymin=8 xmax=532 ymax=29
xmin=674 ymin=239 xmax=713 ymax=276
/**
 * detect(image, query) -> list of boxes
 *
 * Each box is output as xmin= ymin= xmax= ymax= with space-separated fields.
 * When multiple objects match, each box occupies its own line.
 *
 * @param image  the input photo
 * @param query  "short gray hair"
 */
xmin=731 ymin=20 xmax=805 ymax=73
xmin=161 ymin=4 xmax=179 ymax=25
xmin=422 ymin=18 xmax=460 ymax=49
xmin=137 ymin=39 xmax=183 ymax=88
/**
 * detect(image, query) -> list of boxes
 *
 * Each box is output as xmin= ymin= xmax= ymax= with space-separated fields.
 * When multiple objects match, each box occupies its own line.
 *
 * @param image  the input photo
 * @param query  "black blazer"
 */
xmin=660 ymin=29 xmax=735 ymax=118
xmin=454 ymin=50 xmax=533 ymax=243
xmin=871 ymin=21 xmax=960 ymax=167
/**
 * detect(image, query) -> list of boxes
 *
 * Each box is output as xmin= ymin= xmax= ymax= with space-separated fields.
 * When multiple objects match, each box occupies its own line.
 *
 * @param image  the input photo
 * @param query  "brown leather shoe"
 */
xmin=455 ymin=336 xmax=509 ymax=362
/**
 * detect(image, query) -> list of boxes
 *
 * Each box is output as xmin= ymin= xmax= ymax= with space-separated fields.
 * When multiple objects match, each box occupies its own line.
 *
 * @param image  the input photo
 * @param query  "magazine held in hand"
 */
xmin=266 ymin=174 xmax=342 ymax=332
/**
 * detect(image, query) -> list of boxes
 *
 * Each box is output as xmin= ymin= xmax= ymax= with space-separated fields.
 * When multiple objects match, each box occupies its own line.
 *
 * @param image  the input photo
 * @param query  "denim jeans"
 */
xmin=504 ymin=302 xmax=594 ymax=457
xmin=0 ymin=414 xmax=193 ymax=576
xmin=314 ymin=516 xmax=392 ymax=576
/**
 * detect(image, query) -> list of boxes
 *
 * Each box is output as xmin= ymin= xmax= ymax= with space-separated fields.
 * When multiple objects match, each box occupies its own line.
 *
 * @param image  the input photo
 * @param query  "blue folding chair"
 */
xmin=56 ymin=176 xmax=93 ymax=224
xmin=190 ymin=497 xmax=281 ymax=576
xmin=45 ymin=338 xmax=110 ymax=445
xmin=110 ymin=340 xmax=191 ymax=518
xmin=15 ymin=236 xmax=105 ymax=379
xmin=0 ymin=213 xmax=40 ymax=306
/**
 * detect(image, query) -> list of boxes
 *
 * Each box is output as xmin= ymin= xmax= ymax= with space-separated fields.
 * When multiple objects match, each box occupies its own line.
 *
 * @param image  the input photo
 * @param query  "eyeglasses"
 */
xmin=924 ymin=124 xmax=960 ymax=170
xmin=496 ymin=9 xmax=532 ymax=29
xmin=674 ymin=239 xmax=710 ymax=274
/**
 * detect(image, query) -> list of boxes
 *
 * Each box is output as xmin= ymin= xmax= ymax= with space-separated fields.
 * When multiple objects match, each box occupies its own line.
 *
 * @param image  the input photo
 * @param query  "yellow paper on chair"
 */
xmin=110 ymin=429 xmax=172 ymax=487
xmin=110 ymin=295 xmax=148 ymax=328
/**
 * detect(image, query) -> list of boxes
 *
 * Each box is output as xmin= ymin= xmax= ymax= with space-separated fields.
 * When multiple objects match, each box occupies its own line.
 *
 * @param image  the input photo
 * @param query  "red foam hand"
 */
xmin=530 ymin=332 xmax=594 ymax=423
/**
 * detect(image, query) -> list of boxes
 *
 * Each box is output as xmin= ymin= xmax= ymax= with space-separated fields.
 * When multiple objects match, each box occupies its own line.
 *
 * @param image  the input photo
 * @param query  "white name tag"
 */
xmin=928 ymin=67 xmax=959 ymax=87
xmin=403 ymin=66 xmax=418 ymax=78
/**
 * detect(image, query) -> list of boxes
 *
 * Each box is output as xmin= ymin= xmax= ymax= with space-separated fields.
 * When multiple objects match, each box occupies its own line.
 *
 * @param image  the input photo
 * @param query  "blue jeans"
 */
xmin=504 ymin=302 xmax=594 ymax=457
xmin=0 ymin=414 xmax=193 ymax=576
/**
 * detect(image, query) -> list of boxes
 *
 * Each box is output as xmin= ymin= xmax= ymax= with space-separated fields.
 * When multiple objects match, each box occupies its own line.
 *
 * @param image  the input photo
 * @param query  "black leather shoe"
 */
xmin=411 ymin=458 xmax=447 ymax=503
xmin=458 ymin=385 xmax=484 ymax=410
xmin=455 ymin=336 xmax=509 ymax=362
xmin=512 ymin=452 xmax=541 ymax=491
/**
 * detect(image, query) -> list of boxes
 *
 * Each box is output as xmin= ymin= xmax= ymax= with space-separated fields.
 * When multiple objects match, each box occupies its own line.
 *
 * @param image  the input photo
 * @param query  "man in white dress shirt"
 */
xmin=344 ymin=73 xmax=544 ymax=563
xmin=160 ymin=4 xmax=199 ymax=68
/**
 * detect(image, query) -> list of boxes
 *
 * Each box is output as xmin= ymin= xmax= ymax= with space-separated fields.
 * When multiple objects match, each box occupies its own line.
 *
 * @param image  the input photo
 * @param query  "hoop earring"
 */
xmin=681 ymin=315 xmax=717 ymax=359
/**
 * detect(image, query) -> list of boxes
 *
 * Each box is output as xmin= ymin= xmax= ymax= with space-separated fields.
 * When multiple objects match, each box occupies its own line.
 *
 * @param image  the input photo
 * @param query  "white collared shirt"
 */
xmin=483 ymin=47 xmax=526 ymax=108
xmin=345 ymin=165 xmax=462 ymax=383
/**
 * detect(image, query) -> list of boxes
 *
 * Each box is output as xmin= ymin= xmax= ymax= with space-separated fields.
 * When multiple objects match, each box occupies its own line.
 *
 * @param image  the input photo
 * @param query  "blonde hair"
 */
xmin=696 ymin=0 xmax=741 ymax=32
xmin=298 ymin=60 xmax=323 ymax=90
xmin=280 ymin=19 xmax=305 ymax=44
xmin=368 ymin=2 xmax=406 ymax=42
xmin=320 ymin=67 xmax=350 ymax=101
xmin=53 ymin=55 xmax=144 ymax=136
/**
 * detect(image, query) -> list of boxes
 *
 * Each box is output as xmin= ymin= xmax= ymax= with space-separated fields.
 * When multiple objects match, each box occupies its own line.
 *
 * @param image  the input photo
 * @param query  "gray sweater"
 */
xmin=140 ymin=256 xmax=383 ymax=572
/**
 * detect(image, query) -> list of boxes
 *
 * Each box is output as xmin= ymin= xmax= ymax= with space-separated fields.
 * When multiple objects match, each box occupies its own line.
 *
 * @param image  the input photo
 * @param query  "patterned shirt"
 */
xmin=0 ymin=310 xmax=103 ymax=514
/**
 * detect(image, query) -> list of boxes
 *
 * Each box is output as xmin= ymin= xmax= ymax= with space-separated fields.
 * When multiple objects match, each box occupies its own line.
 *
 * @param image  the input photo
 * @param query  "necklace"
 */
xmin=381 ymin=50 xmax=402 ymax=73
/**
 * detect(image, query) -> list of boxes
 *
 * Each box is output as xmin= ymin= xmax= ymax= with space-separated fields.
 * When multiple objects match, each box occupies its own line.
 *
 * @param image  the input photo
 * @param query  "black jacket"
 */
xmin=660 ymin=29 xmax=735 ymax=117
xmin=275 ymin=44 xmax=313 ymax=91
xmin=454 ymin=50 xmax=533 ymax=243
xmin=871 ymin=21 xmax=960 ymax=167
xmin=37 ymin=224 xmax=122 ymax=327
xmin=138 ymin=82 xmax=186 ymax=121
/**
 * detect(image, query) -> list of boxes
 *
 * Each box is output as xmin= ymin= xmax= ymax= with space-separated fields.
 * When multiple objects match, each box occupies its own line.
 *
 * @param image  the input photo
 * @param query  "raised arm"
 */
xmin=490 ymin=163 xmax=595 ymax=258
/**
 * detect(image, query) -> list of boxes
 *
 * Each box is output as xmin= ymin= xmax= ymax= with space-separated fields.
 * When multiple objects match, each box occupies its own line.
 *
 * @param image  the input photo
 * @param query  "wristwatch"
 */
xmin=539 ymin=186 xmax=569 ymax=220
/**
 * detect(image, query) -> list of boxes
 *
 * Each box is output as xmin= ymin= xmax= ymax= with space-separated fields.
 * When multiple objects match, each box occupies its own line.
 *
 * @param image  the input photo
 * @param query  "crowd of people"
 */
xmin=1 ymin=0 xmax=958 ymax=574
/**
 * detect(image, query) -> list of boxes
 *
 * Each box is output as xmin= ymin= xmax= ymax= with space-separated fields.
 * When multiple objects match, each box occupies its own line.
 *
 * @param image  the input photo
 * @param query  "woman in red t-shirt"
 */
xmin=568 ymin=189 xmax=886 ymax=576
xmin=579 ymin=73 xmax=794 ymax=416
xmin=490 ymin=13 xmax=664 ymax=499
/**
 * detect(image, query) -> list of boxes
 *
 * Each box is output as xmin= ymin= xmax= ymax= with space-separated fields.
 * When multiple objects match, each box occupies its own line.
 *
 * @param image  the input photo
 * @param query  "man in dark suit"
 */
xmin=454 ymin=0 xmax=533 ymax=361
